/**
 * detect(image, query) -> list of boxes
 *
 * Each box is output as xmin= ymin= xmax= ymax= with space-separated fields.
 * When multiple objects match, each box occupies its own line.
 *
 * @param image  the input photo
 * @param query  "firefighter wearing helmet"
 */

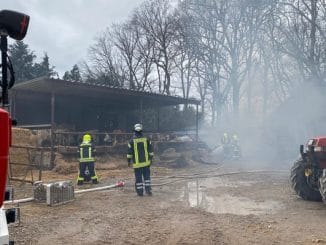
xmin=77 ymin=133 xmax=99 ymax=185
xmin=127 ymin=123 xmax=154 ymax=196
xmin=221 ymin=132 xmax=232 ymax=159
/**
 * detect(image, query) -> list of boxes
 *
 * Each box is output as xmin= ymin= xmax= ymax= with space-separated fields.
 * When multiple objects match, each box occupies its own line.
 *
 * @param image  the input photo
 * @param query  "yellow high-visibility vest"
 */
xmin=127 ymin=137 xmax=154 ymax=168
xmin=79 ymin=143 xmax=95 ymax=162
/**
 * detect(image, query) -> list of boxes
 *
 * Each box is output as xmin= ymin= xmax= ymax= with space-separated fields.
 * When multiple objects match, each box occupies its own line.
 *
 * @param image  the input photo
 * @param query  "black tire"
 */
xmin=319 ymin=170 xmax=326 ymax=203
xmin=290 ymin=158 xmax=322 ymax=201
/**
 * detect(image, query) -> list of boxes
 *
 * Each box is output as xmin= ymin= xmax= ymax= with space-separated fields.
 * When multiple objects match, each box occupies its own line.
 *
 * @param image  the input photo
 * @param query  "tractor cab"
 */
xmin=300 ymin=137 xmax=326 ymax=168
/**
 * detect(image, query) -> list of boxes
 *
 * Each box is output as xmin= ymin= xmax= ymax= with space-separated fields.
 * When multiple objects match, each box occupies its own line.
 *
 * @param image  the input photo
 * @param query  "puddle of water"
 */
xmin=180 ymin=180 xmax=281 ymax=215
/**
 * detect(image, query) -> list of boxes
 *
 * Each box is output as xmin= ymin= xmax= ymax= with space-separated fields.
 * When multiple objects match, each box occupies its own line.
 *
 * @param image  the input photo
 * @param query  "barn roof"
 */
xmin=12 ymin=78 xmax=200 ymax=108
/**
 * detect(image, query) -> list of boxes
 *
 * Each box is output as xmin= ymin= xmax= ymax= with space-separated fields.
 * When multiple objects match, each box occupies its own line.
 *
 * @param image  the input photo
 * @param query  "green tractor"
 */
xmin=290 ymin=137 xmax=326 ymax=202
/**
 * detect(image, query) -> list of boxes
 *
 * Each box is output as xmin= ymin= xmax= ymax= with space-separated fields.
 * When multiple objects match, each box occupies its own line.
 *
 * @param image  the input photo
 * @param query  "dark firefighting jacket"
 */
xmin=79 ymin=142 xmax=95 ymax=163
xmin=127 ymin=134 xmax=154 ymax=168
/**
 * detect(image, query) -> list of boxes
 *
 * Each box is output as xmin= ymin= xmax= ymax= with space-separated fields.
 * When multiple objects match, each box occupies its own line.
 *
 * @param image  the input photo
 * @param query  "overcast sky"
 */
xmin=1 ymin=0 xmax=145 ymax=76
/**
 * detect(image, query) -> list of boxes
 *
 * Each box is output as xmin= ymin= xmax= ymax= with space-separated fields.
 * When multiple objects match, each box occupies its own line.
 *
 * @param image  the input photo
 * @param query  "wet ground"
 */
xmin=6 ymin=161 xmax=326 ymax=244
xmin=180 ymin=179 xmax=282 ymax=215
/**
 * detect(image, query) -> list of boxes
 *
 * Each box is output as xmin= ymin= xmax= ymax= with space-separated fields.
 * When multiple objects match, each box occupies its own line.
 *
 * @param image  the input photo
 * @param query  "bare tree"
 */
xmin=131 ymin=17 xmax=157 ymax=91
xmin=133 ymin=0 xmax=179 ymax=95
xmin=179 ymin=0 xmax=267 ymax=125
xmin=82 ymin=0 xmax=326 ymax=126
xmin=112 ymin=23 xmax=140 ymax=90
xmin=83 ymin=28 xmax=124 ymax=87
xmin=274 ymin=0 xmax=326 ymax=84
xmin=173 ymin=8 xmax=197 ymax=101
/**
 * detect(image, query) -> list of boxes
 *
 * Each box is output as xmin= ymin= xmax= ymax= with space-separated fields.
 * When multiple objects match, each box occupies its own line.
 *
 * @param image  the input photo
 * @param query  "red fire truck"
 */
xmin=0 ymin=109 xmax=11 ymax=244
xmin=0 ymin=9 xmax=30 ymax=245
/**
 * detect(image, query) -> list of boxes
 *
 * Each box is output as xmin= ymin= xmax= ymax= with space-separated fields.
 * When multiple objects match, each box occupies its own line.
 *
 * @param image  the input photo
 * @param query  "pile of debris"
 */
xmin=157 ymin=148 xmax=188 ymax=168
xmin=155 ymin=146 xmax=219 ymax=168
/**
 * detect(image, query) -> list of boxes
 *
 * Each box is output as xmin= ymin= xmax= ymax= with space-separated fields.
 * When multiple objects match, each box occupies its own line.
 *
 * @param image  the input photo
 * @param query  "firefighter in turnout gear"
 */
xmin=231 ymin=133 xmax=241 ymax=159
xmin=77 ymin=133 xmax=99 ymax=185
xmin=231 ymin=133 xmax=239 ymax=146
xmin=221 ymin=132 xmax=230 ymax=145
xmin=127 ymin=124 xmax=154 ymax=196
xmin=221 ymin=132 xmax=231 ymax=158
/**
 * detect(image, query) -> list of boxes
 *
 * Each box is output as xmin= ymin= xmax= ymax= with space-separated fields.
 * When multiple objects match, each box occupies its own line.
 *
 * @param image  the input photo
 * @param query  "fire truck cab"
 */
xmin=0 ymin=108 xmax=10 ymax=245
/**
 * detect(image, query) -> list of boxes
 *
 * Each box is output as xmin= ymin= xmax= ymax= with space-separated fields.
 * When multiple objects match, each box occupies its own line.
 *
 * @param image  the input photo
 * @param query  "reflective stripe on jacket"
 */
xmin=221 ymin=133 xmax=230 ymax=145
xmin=79 ymin=143 xmax=95 ymax=162
xmin=127 ymin=136 xmax=154 ymax=168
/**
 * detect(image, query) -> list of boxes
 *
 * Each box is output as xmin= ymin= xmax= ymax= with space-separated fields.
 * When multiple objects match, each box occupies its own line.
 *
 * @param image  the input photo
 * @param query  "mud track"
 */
xmin=8 ymin=161 xmax=326 ymax=244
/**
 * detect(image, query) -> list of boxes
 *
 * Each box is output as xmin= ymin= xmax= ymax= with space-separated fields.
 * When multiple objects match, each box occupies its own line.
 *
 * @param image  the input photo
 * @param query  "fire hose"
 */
xmin=3 ymin=169 xmax=288 ymax=205
xmin=74 ymin=181 xmax=124 ymax=194
xmin=150 ymin=169 xmax=289 ymax=187
xmin=4 ymin=181 xmax=125 ymax=205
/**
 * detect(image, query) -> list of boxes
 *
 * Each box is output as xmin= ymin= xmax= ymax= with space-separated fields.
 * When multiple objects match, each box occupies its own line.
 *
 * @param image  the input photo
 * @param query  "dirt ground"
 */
xmin=6 ymin=159 xmax=326 ymax=245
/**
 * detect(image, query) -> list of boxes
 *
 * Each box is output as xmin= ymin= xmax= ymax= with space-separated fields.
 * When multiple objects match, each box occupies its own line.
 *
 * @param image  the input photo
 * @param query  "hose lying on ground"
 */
xmin=4 ymin=169 xmax=288 ymax=204
xmin=4 ymin=197 xmax=34 ymax=205
xmin=151 ymin=165 xmax=224 ymax=180
xmin=150 ymin=169 xmax=289 ymax=187
xmin=75 ymin=181 xmax=124 ymax=194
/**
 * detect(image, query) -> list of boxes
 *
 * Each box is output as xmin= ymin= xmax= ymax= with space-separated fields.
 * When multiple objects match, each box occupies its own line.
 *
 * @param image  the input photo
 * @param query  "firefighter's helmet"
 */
xmin=134 ymin=123 xmax=143 ymax=132
xmin=82 ymin=133 xmax=91 ymax=143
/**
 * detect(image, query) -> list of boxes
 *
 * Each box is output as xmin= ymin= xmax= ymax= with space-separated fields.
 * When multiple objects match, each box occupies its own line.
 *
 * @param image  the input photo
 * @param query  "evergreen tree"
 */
xmin=63 ymin=64 xmax=82 ymax=81
xmin=62 ymin=71 xmax=70 ymax=81
xmin=33 ymin=53 xmax=57 ymax=78
xmin=8 ymin=41 xmax=36 ymax=82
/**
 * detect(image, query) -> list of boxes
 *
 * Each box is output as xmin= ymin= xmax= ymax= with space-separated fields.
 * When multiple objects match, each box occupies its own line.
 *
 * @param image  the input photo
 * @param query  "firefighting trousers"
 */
xmin=78 ymin=161 xmax=98 ymax=182
xmin=134 ymin=166 xmax=151 ymax=195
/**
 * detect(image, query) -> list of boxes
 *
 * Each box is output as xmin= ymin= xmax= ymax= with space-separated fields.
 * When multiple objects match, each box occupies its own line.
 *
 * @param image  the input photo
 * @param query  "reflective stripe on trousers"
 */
xmin=136 ymin=182 xmax=143 ymax=190
xmin=144 ymin=180 xmax=151 ymax=187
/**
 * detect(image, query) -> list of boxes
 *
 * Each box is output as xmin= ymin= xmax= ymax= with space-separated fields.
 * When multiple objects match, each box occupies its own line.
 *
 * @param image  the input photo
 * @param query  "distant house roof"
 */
xmin=12 ymin=78 xmax=200 ymax=108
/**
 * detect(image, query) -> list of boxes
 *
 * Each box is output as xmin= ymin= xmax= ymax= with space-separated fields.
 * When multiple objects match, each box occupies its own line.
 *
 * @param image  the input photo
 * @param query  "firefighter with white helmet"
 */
xmin=127 ymin=123 xmax=154 ymax=196
xmin=77 ymin=133 xmax=99 ymax=185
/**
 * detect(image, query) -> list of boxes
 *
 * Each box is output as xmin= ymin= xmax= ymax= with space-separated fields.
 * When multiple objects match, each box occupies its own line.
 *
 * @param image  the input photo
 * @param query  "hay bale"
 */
xmin=10 ymin=128 xmax=38 ymax=176
xmin=12 ymin=127 xmax=37 ymax=146
xmin=53 ymin=153 xmax=78 ymax=175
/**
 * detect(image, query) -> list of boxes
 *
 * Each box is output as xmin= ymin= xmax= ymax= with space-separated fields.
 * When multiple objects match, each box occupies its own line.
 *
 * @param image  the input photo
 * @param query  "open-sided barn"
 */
xmin=11 ymin=78 xmax=200 ymax=134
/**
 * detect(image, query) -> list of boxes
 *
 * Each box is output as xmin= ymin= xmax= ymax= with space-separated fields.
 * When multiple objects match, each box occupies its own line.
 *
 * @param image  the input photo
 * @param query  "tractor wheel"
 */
xmin=319 ymin=170 xmax=326 ymax=203
xmin=290 ymin=158 xmax=322 ymax=201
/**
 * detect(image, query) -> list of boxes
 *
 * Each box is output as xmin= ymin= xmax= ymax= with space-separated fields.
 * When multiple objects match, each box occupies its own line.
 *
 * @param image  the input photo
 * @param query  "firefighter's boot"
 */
xmin=135 ymin=182 xmax=143 ymax=196
xmin=145 ymin=179 xmax=152 ymax=195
